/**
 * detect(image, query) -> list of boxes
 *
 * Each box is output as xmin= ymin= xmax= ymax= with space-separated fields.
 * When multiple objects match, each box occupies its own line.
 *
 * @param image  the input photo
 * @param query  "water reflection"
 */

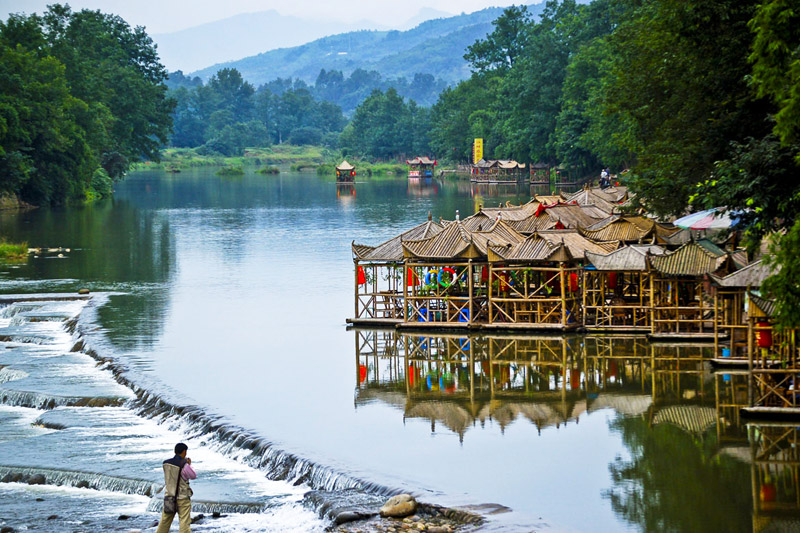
xmin=0 ymin=201 xmax=175 ymax=351
xmin=354 ymin=329 xmax=765 ymax=531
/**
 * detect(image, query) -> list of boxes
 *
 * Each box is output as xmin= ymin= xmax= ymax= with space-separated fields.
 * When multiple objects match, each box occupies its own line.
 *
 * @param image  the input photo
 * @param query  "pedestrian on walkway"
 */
xmin=157 ymin=442 xmax=197 ymax=533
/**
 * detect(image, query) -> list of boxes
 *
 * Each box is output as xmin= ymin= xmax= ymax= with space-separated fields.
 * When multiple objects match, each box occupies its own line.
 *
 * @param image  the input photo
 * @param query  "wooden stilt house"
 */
xmin=335 ymin=160 xmax=355 ymax=182
xmin=350 ymin=219 xmax=443 ymax=325
xmin=400 ymin=219 xmax=526 ymax=327
xmin=484 ymin=230 xmax=615 ymax=330
xmin=710 ymin=259 xmax=774 ymax=360
xmin=407 ymin=157 xmax=436 ymax=178
xmin=583 ymin=245 xmax=665 ymax=331
xmin=648 ymin=240 xmax=731 ymax=338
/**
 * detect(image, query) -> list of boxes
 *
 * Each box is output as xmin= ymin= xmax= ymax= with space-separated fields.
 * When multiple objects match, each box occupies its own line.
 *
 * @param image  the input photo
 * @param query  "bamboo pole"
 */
xmin=468 ymin=260 xmax=473 ymax=325
xmin=354 ymin=260 xmax=360 ymax=318
xmin=403 ymin=262 xmax=409 ymax=322
xmin=560 ymin=263 xmax=567 ymax=328
xmin=748 ymin=316 xmax=754 ymax=407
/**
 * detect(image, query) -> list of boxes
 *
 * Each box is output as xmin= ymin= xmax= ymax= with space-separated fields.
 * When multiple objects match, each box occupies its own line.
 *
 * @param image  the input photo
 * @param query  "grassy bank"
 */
xmin=0 ymin=240 xmax=28 ymax=261
xmin=131 ymin=145 xmax=331 ymax=172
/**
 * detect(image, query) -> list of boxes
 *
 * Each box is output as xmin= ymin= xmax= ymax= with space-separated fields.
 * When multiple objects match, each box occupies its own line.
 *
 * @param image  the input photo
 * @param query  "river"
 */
xmin=0 ymin=168 xmax=758 ymax=531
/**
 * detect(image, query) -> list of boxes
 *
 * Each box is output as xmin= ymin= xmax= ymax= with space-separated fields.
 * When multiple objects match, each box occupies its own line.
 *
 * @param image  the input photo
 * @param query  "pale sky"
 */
xmin=0 ymin=0 xmax=530 ymax=34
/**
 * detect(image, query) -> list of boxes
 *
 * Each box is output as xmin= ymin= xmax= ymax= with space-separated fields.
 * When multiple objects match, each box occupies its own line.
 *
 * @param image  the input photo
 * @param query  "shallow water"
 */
xmin=0 ymin=168 xmax=764 ymax=531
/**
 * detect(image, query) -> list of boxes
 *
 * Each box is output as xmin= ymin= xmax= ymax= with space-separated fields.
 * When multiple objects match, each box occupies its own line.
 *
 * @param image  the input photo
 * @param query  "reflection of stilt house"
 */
xmin=749 ymin=424 xmax=800 ymax=532
xmin=584 ymin=245 xmax=665 ymax=331
xmin=351 ymin=219 xmax=443 ymax=325
xmin=335 ymin=160 xmax=355 ymax=182
xmin=649 ymin=241 xmax=731 ymax=338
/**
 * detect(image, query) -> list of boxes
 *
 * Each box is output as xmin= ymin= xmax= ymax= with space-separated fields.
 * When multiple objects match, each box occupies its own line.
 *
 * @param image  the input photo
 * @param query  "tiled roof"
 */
xmin=711 ymin=259 xmax=775 ymax=288
xmin=749 ymin=293 xmax=776 ymax=318
xmin=649 ymin=241 xmax=728 ymax=276
xmin=352 ymin=220 xmax=443 ymax=262
xmin=407 ymin=156 xmax=435 ymax=165
xmin=585 ymin=245 xmax=666 ymax=271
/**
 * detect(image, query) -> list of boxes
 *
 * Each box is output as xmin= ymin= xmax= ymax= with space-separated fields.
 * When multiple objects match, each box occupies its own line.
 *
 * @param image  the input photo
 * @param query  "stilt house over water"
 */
xmin=407 ymin=157 xmax=436 ymax=178
xmin=335 ymin=160 xmax=356 ymax=182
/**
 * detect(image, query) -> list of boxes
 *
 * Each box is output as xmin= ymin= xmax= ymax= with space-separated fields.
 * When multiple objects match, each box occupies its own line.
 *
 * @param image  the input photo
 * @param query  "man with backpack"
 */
xmin=157 ymin=442 xmax=197 ymax=533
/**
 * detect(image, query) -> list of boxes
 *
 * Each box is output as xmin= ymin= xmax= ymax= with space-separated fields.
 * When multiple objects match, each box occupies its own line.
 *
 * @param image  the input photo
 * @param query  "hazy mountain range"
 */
xmin=188 ymin=4 xmax=548 ymax=86
xmin=153 ymin=7 xmax=454 ymax=73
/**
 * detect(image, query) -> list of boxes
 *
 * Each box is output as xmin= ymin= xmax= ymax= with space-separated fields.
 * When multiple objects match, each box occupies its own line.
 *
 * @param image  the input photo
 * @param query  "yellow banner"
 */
xmin=473 ymin=138 xmax=483 ymax=164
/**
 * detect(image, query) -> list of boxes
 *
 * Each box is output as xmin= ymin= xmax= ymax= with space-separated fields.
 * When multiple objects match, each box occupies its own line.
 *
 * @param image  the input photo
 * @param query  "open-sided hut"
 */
xmin=584 ymin=245 xmax=665 ymax=331
xmin=351 ymin=219 xmax=443 ymax=324
xmin=710 ymin=259 xmax=775 ymax=359
xmin=482 ymin=229 xmax=612 ymax=329
xmin=744 ymin=294 xmax=800 ymax=413
xmin=407 ymin=157 xmax=436 ymax=178
xmin=470 ymin=159 xmax=527 ymax=183
xmin=335 ymin=160 xmax=355 ymax=182
xmin=401 ymin=219 xmax=526 ymax=327
xmin=648 ymin=240 xmax=731 ymax=338
xmin=530 ymin=163 xmax=550 ymax=184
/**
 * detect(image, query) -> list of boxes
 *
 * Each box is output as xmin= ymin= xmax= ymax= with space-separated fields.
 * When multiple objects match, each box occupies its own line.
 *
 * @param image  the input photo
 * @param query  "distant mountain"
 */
xmin=190 ymin=5 xmax=547 ymax=86
xmin=399 ymin=7 xmax=454 ymax=30
xmin=152 ymin=10 xmax=386 ymax=73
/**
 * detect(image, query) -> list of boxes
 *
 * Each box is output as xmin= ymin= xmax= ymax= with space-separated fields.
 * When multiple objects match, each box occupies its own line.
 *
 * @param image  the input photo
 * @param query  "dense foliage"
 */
xmin=0 ymin=4 xmax=173 ymax=205
xmin=168 ymin=68 xmax=347 ymax=155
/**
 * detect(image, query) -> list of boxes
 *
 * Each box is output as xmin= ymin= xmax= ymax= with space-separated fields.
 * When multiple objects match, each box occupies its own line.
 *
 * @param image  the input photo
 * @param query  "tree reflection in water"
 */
xmin=605 ymin=414 xmax=751 ymax=533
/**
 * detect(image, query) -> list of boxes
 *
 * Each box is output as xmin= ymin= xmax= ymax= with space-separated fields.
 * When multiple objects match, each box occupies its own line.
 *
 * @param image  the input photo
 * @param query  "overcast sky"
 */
xmin=0 ymin=0 xmax=533 ymax=34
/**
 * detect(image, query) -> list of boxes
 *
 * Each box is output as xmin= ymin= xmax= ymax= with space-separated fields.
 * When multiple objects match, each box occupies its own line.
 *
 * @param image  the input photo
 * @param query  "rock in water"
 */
xmin=380 ymin=494 xmax=418 ymax=518
xmin=27 ymin=474 xmax=46 ymax=485
xmin=78 ymin=288 xmax=90 ymax=294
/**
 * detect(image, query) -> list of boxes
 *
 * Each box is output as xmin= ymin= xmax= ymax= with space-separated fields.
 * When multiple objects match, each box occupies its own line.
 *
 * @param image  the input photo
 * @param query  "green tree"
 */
xmin=464 ymin=5 xmax=531 ymax=73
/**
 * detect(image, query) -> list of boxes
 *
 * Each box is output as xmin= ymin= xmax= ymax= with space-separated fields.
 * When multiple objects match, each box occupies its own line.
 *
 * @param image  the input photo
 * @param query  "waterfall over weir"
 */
xmin=0 ymin=296 xmax=405 ymax=530
xmin=0 ymin=465 xmax=159 ymax=497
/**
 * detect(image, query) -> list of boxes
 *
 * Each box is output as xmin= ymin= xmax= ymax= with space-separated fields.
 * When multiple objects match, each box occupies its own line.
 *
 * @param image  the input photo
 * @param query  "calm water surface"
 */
xmin=0 ymin=169 xmax=757 ymax=531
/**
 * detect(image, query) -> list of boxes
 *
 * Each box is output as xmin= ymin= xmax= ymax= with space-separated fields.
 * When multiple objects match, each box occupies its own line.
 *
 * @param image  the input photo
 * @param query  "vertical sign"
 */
xmin=473 ymin=138 xmax=483 ymax=164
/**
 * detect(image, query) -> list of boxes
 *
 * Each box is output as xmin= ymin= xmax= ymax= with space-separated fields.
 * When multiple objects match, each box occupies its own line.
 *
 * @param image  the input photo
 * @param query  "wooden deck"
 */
xmin=741 ymin=406 xmax=800 ymax=421
xmin=648 ymin=331 xmax=720 ymax=342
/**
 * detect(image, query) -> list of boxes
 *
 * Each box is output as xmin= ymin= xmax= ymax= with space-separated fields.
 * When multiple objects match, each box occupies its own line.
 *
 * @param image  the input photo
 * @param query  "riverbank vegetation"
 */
xmin=0 ymin=4 xmax=173 ymax=206
xmin=0 ymin=240 xmax=28 ymax=261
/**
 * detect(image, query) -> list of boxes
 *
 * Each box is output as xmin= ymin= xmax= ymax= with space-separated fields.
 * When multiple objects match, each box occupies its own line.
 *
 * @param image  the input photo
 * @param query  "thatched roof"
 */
xmin=537 ymin=230 xmax=619 ymax=260
xmin=353 ymin=220 xmax=443 ymax=262
xmin=649 ymin=241 xmax=728 ymax=276
xmin=497 ymin=160 xmax=526 ymax=170
xmin=507 ymin=203 xmax=608 ymax=233
xmin=710 ymin=259 xmax=775 ymax=288
xmin=402 ymin=219 xmax=525 ymax=260
xmin=533 ymin=195 xmax=563 ymax=206
xmin=587 ymin=393 xmax=653 ymax=415
xmin=336 ymin=160 xmax=354 ymax=171
xmin=476 ymin=200 xmax=540 ymax=222
xmin=652 ymin=405 xmax=716 ymax=436
xmin=488 ymin=235 xmax=568 ymax=263
xmin=585 ymin=245 xmax=666 ymax=271
xmin=580 ymin=215 xmax=678 ymax=244
xmin=563 ymin=187 xmax=624 ymax=214
xmin=407 ymin=156 xmax=436 ymax=165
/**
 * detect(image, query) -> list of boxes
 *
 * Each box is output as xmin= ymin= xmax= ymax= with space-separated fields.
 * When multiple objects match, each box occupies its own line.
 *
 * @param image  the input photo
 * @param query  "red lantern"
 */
xmin=408 ymin=365 xmax=416 ymax=386
xmin=609 ymin=360 xmax=619 ymax=379
xmin=481 ymin=266 xmax=489 ymax=282
xmin=570 ymin=369 xmax=581 ymax=389
xmin=359 ymin=364 xmax=367 ymax=383
xmin=569 ymin=272 xmax=579 ymax=292
xmin=760 ymin=482 xmax=777 ymax=502
xmin=756 ymin=321 xmax=773 ymax=348
xmin=407 ymin=267 xmax=418 ymax=286
xmin=351 ymin=170 xmax=355 ymax=177
xmin=608 ymin=272 xmax=618 ymax=289
xmin=357 ymin=266 xmax=366 ymax=285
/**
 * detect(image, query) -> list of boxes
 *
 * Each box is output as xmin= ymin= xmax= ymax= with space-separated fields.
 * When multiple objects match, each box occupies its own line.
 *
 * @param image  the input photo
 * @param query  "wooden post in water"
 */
xmin=468 ymin=260 xmax=473 ymax=326
xmin=354 ymin=260 xmax=359 ymax=319
xmin=403 ymin=263 xmax=409 ymax=323
xmin=560 ymin=263 xmax=567 ymax=328
xmin=747 ymin=316 xmax=754 ymax=407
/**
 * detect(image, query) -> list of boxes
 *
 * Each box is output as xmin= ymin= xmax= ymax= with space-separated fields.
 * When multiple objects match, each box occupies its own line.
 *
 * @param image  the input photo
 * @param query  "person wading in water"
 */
xmin=157 ymin=442 xmax=197 ymax=532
